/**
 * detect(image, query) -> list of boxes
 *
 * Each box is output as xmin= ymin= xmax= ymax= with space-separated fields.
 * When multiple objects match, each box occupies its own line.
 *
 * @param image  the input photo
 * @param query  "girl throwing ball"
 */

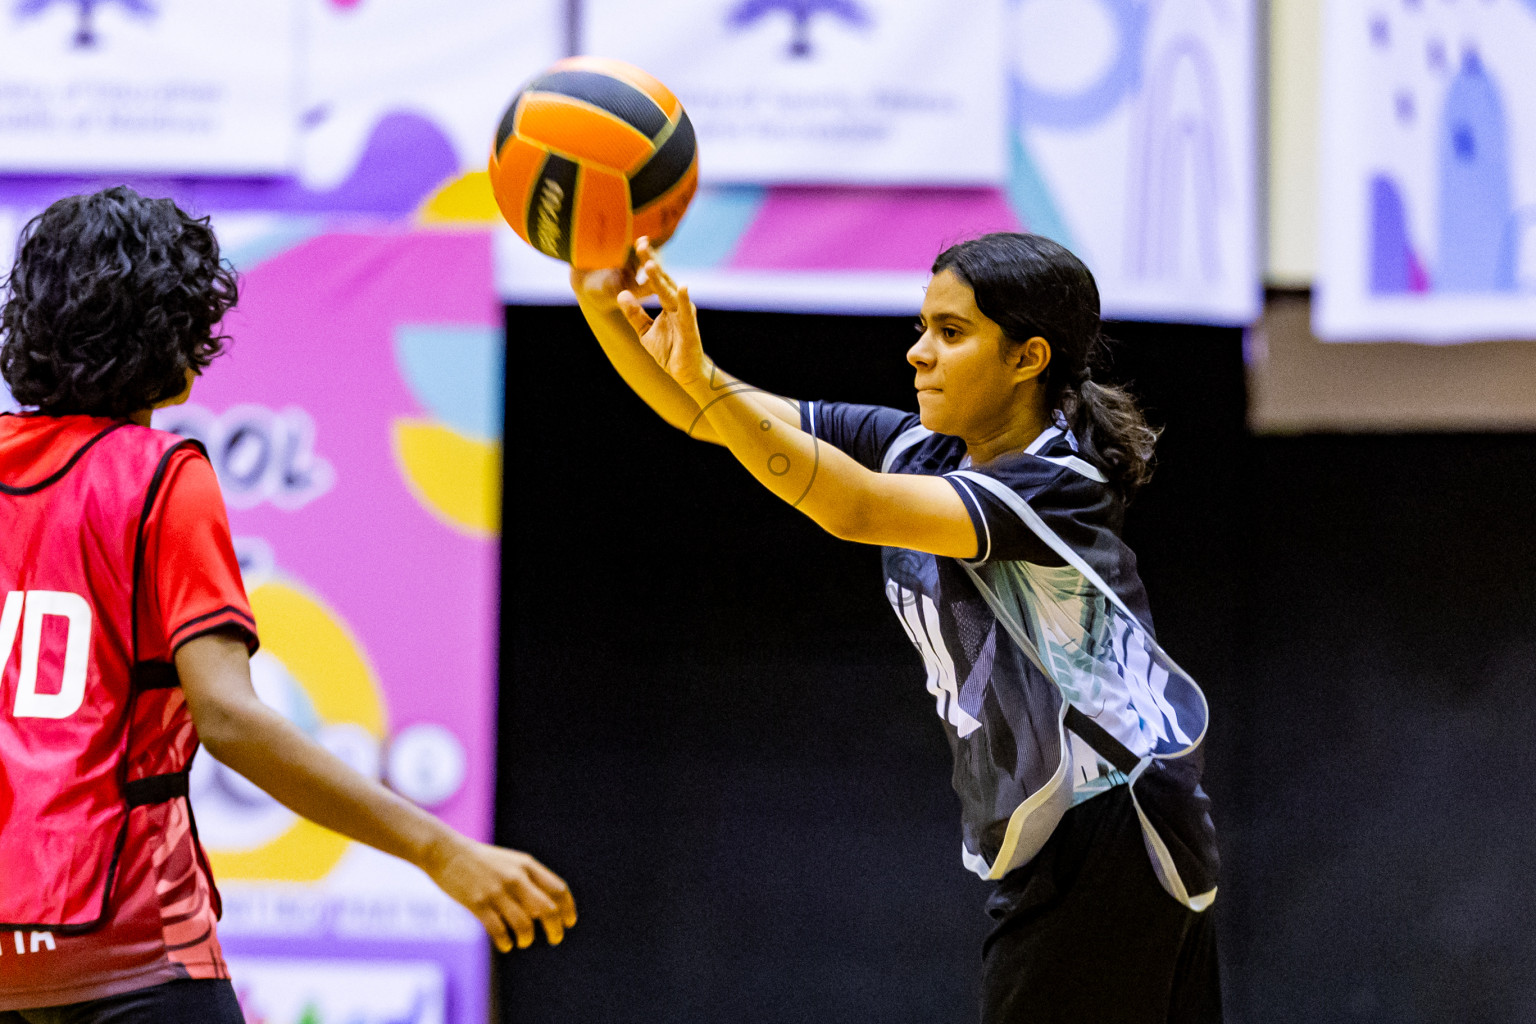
xmin=574 ymin=233 xmax=1221 ymax=1023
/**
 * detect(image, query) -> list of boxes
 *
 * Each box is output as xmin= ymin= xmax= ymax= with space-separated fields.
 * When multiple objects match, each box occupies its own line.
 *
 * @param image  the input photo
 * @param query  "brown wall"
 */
xmin=1247 ymin=292 xmax=1536 ymax=433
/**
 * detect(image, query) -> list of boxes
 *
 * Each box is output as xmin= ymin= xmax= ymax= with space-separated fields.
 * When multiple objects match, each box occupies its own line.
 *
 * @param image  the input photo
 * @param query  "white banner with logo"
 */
xmin=299 ymin=0 xmax=566 ymax=193
xmin=1315 ymin=0 xmax=1536 ymax=342
xmin=0 ymin=0 xmax=301 ymax=174
xmin=581 ymin=0 xmax=1008 ymax=185
xmin=501 ymin=0 xmax=1260 ymax=325
xmin=0 ymin=0 xmax=562 ymax=191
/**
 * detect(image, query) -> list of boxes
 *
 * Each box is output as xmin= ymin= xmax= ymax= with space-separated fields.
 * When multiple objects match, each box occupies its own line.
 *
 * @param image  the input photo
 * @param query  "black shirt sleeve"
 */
xmin=943 ymin=451 xmax=1119 ymax=567
xmin=800 ymin=400 xmax=922 ymax=472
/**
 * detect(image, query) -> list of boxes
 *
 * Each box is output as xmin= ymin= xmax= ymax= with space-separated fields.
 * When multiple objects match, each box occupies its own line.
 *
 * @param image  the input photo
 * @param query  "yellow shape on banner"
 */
xmin=417 ymin=171 xmax=501 ymax=224
xmin=392 ymin=418 xmax=502 ymax=537
xmin=206 ymin=580 xmax=388 ymax=882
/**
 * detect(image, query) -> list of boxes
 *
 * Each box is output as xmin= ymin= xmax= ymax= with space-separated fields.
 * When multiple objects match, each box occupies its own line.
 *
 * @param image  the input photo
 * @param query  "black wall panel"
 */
xmin=498 ymin=304 xmax=1536 ymax=1023
xmin=496 ymin=304 xmax=1248 ymax=1023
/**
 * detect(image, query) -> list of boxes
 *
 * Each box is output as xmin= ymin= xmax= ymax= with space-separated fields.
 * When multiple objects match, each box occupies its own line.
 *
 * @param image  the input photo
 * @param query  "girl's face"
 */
xmin=907 ymin=269 xmax=1049 ymax=439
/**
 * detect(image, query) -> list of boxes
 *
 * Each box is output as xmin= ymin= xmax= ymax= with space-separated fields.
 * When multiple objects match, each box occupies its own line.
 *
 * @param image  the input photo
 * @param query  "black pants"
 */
xmin=0 ymin=979 xmax=244 ymax=1024
xmin=980 ymin=787 xmax=1222 ymax=1024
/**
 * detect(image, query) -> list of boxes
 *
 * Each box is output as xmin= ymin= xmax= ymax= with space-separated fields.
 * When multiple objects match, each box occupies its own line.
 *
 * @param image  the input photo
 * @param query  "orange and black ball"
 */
xmin=490 ymin=57 xmax=699 ymax=269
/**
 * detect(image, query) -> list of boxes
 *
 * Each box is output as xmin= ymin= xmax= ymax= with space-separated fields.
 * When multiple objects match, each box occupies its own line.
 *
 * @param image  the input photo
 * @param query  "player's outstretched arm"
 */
xmin=618 ymin=248 xmax=982 ymax=560
xmin=176 ymin=632 xmax=576 ymax=953
xmin=570 ymin=249 xmax=801 ymax=443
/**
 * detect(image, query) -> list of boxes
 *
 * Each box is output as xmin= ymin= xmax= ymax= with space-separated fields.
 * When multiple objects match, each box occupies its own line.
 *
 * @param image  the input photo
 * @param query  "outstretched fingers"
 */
xmin=616 ymin=289 xmax=654 ymax=335
xmin=634 ymin=238 xmax=682 ymax=310
xmin=673 ymin=284 xmax=701 ymax=351
xmin=639 ymin=263 xmax=698 ymax=350
xmin=645 ymin=260 xmax=683 ymax=312
xmin=478 ymin=903 xmax=515 ymax=954
xmin=493 ymin=890 xmax=538 ymax=950
xmin=526 ymin=859 xmax=578 ymax=927
xmin=509 ymin=874 xmax=566 ymax=945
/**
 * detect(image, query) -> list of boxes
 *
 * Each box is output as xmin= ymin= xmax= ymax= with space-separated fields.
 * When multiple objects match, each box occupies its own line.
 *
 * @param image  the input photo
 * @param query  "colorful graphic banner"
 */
xmin=1009 ymin=0 xmax=1258 ymax=323
xmin=0 ymin=6 xmax=533 ymax=1016
xmin=0 ymin=0 xmax=301 ymax=174
xmin=0 ymin=0 xmax=1259 ymax=327
xmin=0 ymin=0 xmax=551 ymax=399
xmin=0 ymin=0 xmax=560 ymax=217
xmin=582 ymin=0 xmax=1008 ymax=185
xmin=153 ymin=227 xmax=504 ymax=1024
xmin=500 ymin=0 xmax=1260 ymax=325
xmin=299 ymin=0 xmax=564 ymax=193
xmin=1316 ymin=0 xmax=1536 ymax=342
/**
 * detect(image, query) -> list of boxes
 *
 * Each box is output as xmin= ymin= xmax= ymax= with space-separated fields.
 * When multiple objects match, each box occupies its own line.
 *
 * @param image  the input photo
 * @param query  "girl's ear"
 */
xmin=1015 ymin=335 xmax=1051 ymax=381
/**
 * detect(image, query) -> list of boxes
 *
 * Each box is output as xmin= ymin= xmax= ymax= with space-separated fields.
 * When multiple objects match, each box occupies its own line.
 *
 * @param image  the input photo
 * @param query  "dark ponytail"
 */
xmin=931 ymin=233 xmax=1159 ymax=499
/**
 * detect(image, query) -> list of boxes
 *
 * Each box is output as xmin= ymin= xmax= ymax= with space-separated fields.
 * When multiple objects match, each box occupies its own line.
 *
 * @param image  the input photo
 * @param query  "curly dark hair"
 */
xmin=0 ymin=186 xmax=237 ymax=419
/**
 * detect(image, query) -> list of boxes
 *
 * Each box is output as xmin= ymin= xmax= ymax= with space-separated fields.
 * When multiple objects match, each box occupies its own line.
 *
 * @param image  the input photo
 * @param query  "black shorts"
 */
xmin=980 ymin=786 xmax=1222 ymax=1024
xmin=0 ymin=979 xmax=244 ymax=1024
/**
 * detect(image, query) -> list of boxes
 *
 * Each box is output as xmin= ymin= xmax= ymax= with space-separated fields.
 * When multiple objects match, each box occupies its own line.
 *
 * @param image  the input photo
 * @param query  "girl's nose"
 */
xmin=907 ymin=336 xmax=932 ymax=368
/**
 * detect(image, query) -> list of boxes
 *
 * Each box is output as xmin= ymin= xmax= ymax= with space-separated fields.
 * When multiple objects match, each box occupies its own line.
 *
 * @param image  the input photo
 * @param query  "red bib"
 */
xmin=0 ymin=420 xmax=200 ymax=931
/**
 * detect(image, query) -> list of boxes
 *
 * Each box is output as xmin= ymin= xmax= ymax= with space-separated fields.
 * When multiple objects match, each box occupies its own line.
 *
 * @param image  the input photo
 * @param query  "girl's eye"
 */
xmin=942 ymin=327 xmax=958 ymax=340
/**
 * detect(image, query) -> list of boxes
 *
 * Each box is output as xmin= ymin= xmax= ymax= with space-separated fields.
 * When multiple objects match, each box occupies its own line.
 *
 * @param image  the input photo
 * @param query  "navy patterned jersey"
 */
xmin=803 ymin=400 xmax=1219 ymax=906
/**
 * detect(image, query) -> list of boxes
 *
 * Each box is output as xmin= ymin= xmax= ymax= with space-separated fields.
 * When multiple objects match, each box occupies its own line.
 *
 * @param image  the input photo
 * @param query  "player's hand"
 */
xmin=570 ymin=249 xmax=653 ymax=309
xmin=617 ymin=237 xmax=707 ymax=387
xmin=424 ymin=835 xmax=576 ymax=952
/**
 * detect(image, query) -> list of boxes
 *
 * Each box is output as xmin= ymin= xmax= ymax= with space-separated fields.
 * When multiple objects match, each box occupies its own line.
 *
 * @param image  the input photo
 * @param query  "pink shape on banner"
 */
xmin=728 ymin=187 xmax=1022 ymax=271
xmin=191 ymin=230 xmax=500 ymax=841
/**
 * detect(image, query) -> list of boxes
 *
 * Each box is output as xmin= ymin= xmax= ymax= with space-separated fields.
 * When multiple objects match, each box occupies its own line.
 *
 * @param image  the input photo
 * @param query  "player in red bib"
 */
xmin=0 ymin=187 xmax=575 ymax=1022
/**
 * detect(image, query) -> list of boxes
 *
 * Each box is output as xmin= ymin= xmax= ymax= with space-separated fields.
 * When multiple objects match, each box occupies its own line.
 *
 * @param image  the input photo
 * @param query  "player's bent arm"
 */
xmin=571 ymin=265 xmax=802 ymax=442
xmin=574 ymin=285 xmax=720 ymax=441
xmin=687 ymin=383 xmax=979 ymax=558
xmin=175 ymin=632 xmax=576 ymax=952
xmin=830 ymin=466 xmax=982 ymax=558
xmin=617 ymin=253 xmax=978 ymax=558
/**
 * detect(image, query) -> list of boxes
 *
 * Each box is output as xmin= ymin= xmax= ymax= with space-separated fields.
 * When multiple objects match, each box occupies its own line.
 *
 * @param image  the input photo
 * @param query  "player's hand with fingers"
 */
xmin=616 ymin=237 xmax=708 ymax=388
xmin=423 ymin=833 xmax=577 ymax=952
xmin=570 ymin=248 xmax=653 ymax=309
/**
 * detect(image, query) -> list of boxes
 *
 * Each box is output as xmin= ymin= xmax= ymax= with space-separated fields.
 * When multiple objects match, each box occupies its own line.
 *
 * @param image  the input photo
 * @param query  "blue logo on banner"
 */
xmin=725 ymin=0 xmax=872 ymax=59
xmin=13 ymin=0 xmax=155 ymax=48
xmin=1010 ymin=0 xmax=1147 ymax=129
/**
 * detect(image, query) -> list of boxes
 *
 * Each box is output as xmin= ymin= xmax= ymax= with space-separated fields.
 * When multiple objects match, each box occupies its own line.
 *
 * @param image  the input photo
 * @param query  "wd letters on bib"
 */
xmin=807 ymin=401 xmax=1218 ymax=911
xmin=0 ymin=0 xmax=530 ymax=1013
xmin=0 ymin=426 xmax=205 ymax=933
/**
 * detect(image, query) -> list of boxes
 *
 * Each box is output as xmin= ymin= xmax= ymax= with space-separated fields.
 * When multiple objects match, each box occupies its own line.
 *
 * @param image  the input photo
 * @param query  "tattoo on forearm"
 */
xmin=687 ymin=387 xmax=820 ymax=506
